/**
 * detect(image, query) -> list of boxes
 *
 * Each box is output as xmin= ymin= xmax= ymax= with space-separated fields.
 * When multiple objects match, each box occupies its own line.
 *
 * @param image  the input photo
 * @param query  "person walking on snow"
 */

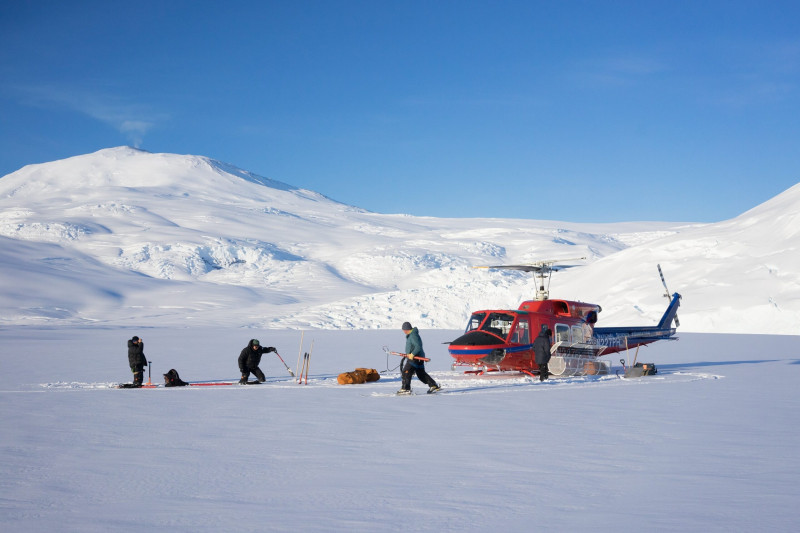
xmin=238 ymin=339 xmax=275 ymax=384
xmin=127 ymin=336 xmax=147 ymax=387
xmin=398 ymin=322 xmax=440 ymax=394
xmin=533 ymin=325 xmax=552 ymax=381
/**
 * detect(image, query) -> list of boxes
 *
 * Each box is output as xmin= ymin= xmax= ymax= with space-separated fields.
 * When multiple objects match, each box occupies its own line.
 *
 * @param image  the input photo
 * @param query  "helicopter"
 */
xmin=447 ymin=258 xmax=682 ymax=377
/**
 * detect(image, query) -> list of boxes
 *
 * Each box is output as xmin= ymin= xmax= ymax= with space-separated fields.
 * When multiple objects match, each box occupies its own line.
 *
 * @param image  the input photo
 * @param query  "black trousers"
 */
xmin=538 ymin=362 xmax=549 ymax=381
xmin=243 ymin=366 xmax=266 ymax=382
xmin=131 ymin=364 xmax=144 ymax=385
xmin=401 ymin=361 xmax=437 ymax=390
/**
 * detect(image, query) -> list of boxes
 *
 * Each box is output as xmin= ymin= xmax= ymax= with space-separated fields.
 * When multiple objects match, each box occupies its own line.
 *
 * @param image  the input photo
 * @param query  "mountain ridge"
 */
xmin=1 ymin=147 xmax=797 ymax=334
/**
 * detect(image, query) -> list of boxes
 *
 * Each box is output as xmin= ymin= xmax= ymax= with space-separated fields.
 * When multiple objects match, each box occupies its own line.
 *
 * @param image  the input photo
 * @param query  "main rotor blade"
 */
xmin=474 ymin=263 xmax=582 ymax=273
xmin=474 ymin=265 xmax=546 ymax=272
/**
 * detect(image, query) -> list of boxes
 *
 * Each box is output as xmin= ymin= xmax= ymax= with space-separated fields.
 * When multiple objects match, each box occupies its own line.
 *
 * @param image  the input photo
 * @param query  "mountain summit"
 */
xmin=0 ymin=146 xmax=326 ymax=203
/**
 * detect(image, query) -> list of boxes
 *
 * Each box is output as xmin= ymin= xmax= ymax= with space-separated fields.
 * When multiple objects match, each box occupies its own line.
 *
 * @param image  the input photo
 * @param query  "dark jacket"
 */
xmin=238 ymin=340 xmax=274 ymax=372
xmin=127 ymin=339 xmax=146 ymax=368
xmin=404 ymin=327 xmax=426 ymax=368
xmin=533 ymin=329 xmax=552 ymax=365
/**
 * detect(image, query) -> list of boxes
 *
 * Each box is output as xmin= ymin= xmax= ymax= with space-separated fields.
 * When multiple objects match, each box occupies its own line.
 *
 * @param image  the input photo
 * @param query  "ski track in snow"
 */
xmin=33 ymin=369 xmax=721 ymax=394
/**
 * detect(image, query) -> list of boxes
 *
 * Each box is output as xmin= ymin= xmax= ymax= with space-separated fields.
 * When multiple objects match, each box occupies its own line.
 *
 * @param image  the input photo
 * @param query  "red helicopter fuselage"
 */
xmin=448 ymin=299 xmax=600 ymax=375
xmin=448 ymin=292 xmax=681 ymax=376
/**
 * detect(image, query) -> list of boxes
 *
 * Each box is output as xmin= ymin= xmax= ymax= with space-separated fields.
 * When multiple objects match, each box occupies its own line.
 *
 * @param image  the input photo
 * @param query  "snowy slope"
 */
xmin=1 ymin=147 xmax=798 ymax=333
xmin=555 ymin=183 xmax=800 ymax=334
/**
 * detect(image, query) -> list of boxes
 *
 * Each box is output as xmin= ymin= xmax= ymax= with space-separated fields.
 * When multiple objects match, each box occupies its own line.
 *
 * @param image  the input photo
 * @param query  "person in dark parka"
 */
xmin=398 ymin=322 xmax=440 ymax=394
xmin=127 ymin=336 xmax=147 ymax=387
xmin=533 ymin=325 xmax=552 ymax=381
xmin=238 ymin=339 xmax=276 ymax=384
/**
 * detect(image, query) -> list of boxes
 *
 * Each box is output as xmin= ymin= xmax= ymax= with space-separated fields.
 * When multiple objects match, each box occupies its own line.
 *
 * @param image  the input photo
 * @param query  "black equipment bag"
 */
xmin=163 ymin=368 xmax=189 ymax=387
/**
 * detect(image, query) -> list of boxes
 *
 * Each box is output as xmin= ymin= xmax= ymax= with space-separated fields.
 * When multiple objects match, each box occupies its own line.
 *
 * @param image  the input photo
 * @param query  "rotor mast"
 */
xmin=475 ymin=257 xmax=586 ymax=300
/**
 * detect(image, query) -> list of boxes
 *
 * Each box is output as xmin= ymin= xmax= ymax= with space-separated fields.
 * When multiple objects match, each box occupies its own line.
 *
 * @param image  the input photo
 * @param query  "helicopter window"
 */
xmin=571 ymin=326 xmax=584 ymax=343
xmin=466 ymin=312 xmax=487 ymax=332
xmin=480 ymin=313 xmax=516 ymax=339
xmin=510 ymin=320 xmax=530 ymax=344
xmin=555 ymin=324 xmax=570 ymax=343
xmin=554 ymin=301 xmax=570 ymax=316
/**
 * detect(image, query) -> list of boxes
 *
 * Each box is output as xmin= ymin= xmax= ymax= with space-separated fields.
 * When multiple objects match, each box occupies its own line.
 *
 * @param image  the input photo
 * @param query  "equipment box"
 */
xmin=624 ymin=362 xmax=657 ymax=378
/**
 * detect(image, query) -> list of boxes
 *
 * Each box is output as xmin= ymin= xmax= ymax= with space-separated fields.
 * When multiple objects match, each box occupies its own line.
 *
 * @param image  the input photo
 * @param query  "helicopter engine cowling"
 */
xmin=450 ymin=330 xmax=504 ymax=346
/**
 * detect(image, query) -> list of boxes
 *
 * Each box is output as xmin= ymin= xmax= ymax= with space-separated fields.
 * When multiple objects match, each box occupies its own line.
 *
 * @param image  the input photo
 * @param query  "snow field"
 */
xmin=1 ymin=327 xmax=799 ymax=532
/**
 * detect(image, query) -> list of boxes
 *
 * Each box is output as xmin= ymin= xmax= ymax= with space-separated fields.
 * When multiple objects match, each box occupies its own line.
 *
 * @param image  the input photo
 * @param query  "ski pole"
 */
xmin=305 ymin=341 xmax=313 ymax=385
xmin=273 ymin=350 xmax=295 ymax=377
xmin=296 ymin=331 xmax=304 ymax=383
xmin=147 ymin=361 xmax=152 ymax=386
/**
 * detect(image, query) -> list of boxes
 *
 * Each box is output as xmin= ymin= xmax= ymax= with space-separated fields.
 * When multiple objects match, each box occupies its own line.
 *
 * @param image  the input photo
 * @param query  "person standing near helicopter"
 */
xmin=398 ymin=322 xmax=440 ymax=395
xmin=533 ymin=324 xmax=553 ymax=381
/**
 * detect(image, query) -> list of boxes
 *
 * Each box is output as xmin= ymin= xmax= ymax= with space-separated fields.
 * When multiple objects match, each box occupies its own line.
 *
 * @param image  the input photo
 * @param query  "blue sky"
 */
xmin=1 ymin=1 xmax=798 ymax=222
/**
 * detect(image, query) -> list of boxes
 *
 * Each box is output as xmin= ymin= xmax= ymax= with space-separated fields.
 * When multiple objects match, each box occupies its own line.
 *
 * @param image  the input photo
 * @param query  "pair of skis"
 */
xmin=295 ymin=332 xmax=313 ymax=385
xmin=118 ymin=359 xmax=155 ymax=388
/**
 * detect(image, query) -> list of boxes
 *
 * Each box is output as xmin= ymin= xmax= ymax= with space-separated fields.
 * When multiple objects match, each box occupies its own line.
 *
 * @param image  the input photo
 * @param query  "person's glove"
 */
xmin=267 ymin=347 xmax=276 ymax=353
xmin=407 ymin=353 xmax=415 ymax=359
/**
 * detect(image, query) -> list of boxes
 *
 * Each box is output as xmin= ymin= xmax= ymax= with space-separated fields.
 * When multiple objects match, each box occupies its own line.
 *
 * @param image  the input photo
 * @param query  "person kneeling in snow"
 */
xmin=238 ymin=339 xmax=275 ymax=384
xmin=398 ymin=322 xmax=440 ymax=395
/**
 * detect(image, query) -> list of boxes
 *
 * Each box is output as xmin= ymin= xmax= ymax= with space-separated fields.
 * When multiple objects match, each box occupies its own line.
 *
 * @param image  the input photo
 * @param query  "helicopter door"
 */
xmin=509 ymin=319 xmax=530 ymax=345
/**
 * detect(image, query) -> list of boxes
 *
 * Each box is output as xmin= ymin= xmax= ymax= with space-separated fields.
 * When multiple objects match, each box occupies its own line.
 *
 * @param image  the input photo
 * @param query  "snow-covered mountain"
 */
xmin=1 ymin=147 xmax=797 ymax=334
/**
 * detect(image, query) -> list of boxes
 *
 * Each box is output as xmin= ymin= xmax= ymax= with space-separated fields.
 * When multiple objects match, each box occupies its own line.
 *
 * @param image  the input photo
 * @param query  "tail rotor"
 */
xmin=657 ymin=264 xmax=680 ymax=327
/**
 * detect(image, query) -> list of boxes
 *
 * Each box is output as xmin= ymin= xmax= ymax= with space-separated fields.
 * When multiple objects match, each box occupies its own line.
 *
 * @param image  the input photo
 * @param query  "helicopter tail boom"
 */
xmin=592 ymin=292 xmax=681 ymax=352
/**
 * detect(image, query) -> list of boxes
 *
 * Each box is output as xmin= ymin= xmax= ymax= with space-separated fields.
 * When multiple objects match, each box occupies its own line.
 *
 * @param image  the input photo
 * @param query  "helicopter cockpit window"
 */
xmin=466 ymin=312 xmax=487 ymax=332
xmin=480 ymin=313 xmax=516 ymax=339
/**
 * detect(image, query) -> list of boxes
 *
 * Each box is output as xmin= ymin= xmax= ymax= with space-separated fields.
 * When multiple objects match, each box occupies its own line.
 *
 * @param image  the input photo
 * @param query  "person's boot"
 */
xmin=238 ymin=374 xmax=249 ymax=384
xmin=133 ymin=371 xmax=143 ymax=387
xmin=427 ymin=383 xmax=441 ymax=394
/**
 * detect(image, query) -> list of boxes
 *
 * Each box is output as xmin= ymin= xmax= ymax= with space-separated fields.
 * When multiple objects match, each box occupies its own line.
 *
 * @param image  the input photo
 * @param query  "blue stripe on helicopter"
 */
xmin=449 ymin=344 xmax=533 ymax=356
